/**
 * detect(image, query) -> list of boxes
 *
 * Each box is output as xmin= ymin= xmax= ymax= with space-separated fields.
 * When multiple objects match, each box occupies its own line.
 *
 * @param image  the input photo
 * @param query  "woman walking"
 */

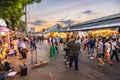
xmin=50 ymin=43 xmax=56 ymax=59
xmin=105 ymin=38 xmax=113 ymax=65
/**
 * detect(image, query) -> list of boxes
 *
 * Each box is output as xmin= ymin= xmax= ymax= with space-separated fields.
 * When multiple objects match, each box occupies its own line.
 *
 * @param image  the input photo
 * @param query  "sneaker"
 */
xmin=67 ymin=65 xmax=71 ymax=69
xmin=75 ymin=70 xmax=79 ymax=73
xmin=9 ymin=69 xmax=12 ymax=72
xmin=64 ymin=59 xmax=66 ymax=62
xmin=67 ymin=64 xmax=70 ymax=68
xmin=88 ymin=54 xmax=90 ymax=57
xmin=90 ymin=57 xmax=94 ymax=60
xmin=109 ymin=62 xmax=113 ymax=65
xmin=66 ymin=62 xmax=69 ymax=65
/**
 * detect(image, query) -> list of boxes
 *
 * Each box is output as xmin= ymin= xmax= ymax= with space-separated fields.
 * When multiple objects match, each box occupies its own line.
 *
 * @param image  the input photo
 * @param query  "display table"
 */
xmin=7 ymin=71 xmax=17 ymax=80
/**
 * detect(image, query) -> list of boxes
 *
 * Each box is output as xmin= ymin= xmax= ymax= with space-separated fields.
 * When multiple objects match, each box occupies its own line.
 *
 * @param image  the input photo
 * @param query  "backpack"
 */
xmin=116 ymin=41 xmax=120 ymax=47
xmin=3 ymin=62 xmax=11 ymax=71
xmin=116 ymin=41 xmax=120 ymax=53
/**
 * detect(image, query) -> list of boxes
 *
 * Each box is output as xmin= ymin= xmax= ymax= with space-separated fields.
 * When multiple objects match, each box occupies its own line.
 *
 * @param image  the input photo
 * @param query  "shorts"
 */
xmin=21 ymin=51 xmax=26 ymax=59
xmin=97 ymin=53 xmax=103 ymax=58
xmin=18 ymin=47 xmax=22 ymax=54
xmin=55 ymin=42 xmax=58 ymax=46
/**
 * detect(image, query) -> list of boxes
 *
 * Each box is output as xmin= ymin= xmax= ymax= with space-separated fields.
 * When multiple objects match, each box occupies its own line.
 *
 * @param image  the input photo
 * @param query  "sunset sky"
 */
xmin=22 ymin=0 xmax=120 ymax=32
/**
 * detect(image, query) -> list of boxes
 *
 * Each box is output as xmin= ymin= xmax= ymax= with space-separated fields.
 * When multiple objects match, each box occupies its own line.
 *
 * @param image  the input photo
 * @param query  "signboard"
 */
xmin=30 ymin=27 xmax=35 ymax=32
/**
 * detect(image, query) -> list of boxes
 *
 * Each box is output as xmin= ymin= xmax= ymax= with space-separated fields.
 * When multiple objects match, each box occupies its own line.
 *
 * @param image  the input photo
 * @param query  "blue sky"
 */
xmin=24 ymin=0 xmax=120 ymax=32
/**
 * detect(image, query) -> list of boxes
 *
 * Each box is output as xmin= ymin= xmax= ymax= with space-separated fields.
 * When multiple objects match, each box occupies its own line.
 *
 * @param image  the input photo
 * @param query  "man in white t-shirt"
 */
xmin=17 ymin=37 xmax=22 ymax=58
xmin=19 ymin=40 xmax=27 ymax=66
xmin=96 ymin=38 xmax=105 ymax=66
xmin=110 ymin=38 xmax=119 ymax=62
xmin=20 ymin=41 xmax=26 ymax=49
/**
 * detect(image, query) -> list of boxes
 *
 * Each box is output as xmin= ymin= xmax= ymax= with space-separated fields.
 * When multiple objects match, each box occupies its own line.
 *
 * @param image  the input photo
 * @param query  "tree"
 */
xmin=0 ymin=0 xmax=24 ymax=30
xmin=18 ymin=21 xmax=26 ymax=32
xmin=0 ymin=0 xmax=41 ymax=30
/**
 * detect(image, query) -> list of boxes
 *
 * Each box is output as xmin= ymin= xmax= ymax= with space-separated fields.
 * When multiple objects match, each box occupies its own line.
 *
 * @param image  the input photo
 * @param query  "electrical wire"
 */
xmin=34 ymin=0 xmax=62 ymax=10
xmin=28 ymin=0 xmax=104 ymax=28
xmin=31 ymin=0 xmax=96 ymax=17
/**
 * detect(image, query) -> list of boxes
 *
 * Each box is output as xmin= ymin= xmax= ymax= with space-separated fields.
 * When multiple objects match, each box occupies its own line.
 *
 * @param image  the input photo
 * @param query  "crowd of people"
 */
xmin=0 ymin=34 xmax=47 ymax=79
xmin=0 ymin=35 xmax=28 ymax=79
xmin=82 ymin=36 xmax=120 ymax=62
xmin=64 ymin=36 xmax=120 ymax=71
xmin=0 ymin=35 xmax=41 ymax=73
xmin=0 ymin=36 xmax=28 ymax=71
xmin=47 ymin=35 xmax=120 ymax=72
xmin=1 ymin=34 xmax=119 ymax=75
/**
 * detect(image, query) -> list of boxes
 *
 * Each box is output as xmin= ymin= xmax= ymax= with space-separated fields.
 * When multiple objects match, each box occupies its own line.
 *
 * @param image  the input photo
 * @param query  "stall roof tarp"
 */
xmin=44 ymin=24 xmax=65 ymax=33
xmin=67 ymin=23 xmax=120 ymax=31
xmin=0 ymin=27 xmax=9 ymax=32
xmin=70 ymin=13 xmax=120 ymax=28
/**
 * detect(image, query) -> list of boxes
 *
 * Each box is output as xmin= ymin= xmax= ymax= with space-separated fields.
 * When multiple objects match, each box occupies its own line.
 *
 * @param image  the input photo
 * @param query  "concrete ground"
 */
xmin=7 ymin=40 xmax=120 ymax=80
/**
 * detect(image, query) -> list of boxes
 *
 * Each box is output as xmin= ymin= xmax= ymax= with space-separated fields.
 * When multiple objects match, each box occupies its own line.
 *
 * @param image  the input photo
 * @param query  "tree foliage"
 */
xmin=0 ymin=0 xmax=41 ymax=31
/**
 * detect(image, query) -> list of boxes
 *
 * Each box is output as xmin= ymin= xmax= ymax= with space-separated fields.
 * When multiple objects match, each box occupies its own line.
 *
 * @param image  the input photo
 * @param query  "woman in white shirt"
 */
xmin=105 ymin=38 xmax=113 ymax=65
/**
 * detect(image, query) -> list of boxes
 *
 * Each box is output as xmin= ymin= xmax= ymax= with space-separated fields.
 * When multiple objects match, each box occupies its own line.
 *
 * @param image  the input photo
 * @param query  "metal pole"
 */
xmin=35 ymin=47 xmax=37 ymax=64
xmin=25 ymin=5 xmax=27 ymax=34
xmin=30 ymin=49 xmax=33 ymax=64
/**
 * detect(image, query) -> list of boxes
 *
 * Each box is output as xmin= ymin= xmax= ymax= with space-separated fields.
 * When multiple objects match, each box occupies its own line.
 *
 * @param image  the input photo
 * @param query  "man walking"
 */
xmin=67 ymin=38 xmax=80 ymax=71
xmin=88 ymin=36 xmax=95 ymax=59
xmin=110 ymin=38 xmax=119 ymax=62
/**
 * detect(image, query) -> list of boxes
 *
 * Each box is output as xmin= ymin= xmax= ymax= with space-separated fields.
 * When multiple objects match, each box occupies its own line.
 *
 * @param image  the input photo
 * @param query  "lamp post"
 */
xmin=25 ymin=5 xmax=27 ymax=34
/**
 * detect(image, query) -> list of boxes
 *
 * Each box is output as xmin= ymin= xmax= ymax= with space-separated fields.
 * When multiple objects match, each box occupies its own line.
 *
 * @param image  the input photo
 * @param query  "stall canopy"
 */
xmin=0 ymin=27 xmax=9 ymax=32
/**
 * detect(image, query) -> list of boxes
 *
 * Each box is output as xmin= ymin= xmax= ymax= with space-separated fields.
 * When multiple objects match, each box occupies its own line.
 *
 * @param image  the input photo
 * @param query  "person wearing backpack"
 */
xmin=67 ymin=38 xmax=80 ymax=71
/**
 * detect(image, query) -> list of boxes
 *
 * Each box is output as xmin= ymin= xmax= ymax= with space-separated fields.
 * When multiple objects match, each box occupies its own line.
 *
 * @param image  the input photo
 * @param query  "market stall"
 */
xmin=85 ymin=29 xmax=119 ymax=37
xmin=0 ymin=27 xmax=10 ymax=59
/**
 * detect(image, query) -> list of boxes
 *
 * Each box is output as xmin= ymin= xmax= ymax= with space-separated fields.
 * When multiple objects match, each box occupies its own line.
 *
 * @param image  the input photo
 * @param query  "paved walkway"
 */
xmin=8 ymin=40 xmax=120 ymax=80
